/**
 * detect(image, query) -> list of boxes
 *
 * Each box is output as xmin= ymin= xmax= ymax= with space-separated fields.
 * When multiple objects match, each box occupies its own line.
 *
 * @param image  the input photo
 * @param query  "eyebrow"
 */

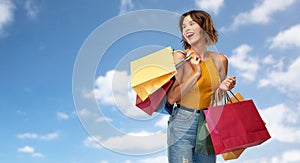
xmin=182 ymin=20 xmax=195 ymax=26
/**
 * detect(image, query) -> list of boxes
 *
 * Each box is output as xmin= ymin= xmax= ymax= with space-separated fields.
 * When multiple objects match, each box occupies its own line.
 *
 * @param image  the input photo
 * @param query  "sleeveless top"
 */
xmin=177 ymin=56 xmax=221 ymax=109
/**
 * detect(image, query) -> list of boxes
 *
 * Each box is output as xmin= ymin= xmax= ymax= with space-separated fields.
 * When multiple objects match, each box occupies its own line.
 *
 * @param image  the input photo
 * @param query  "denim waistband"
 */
xmin=176 ymin=104 xmax=207 ymax=113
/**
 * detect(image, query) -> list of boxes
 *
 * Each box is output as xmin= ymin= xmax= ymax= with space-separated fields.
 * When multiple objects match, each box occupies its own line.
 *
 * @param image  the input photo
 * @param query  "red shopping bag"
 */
xmin=135 ymin=79 xmax=174 ymax=115
xmin=204 ymin=93 xmax=271 ymax=154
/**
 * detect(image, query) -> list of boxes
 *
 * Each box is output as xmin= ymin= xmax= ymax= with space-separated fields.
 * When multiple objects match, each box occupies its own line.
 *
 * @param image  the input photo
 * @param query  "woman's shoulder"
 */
xmin=173 ymin=49 xmax=187 ymax=62
xmin=210 ymin=51 xmax=228 ymax=64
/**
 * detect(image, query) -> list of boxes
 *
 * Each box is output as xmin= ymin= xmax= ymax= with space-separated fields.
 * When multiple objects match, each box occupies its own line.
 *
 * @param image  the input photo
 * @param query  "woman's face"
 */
xmin=181 ymin=15 xmax=204 ymax=47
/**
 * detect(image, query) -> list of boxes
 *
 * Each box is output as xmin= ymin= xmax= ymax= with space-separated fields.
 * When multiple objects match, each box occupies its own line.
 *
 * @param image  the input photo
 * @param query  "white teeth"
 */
xmin=186 ymin=33 xmax=194 ymax=37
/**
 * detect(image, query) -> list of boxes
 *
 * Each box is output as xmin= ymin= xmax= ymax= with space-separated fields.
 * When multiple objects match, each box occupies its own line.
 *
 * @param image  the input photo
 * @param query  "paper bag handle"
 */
xmin=212 ymin=89 xmax=240 ymax=106
xmin=173 ymin=50 xmax=192 ymax=69
xmin=227 ymin=90 xmax=240 ymax=103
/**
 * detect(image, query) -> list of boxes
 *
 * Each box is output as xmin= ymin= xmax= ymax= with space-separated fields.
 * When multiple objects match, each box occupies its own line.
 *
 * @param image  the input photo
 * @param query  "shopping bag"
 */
xmin=204 ymin=91 xmax=271 ymax=154
xmin=130 ymin=46 xmax=176 ymax=101
xmin=132 ymin=47 xmax=191 ymax=115
xmin=135 ymin=79 xmax=174 ymax=115
xmin=195 ymin=110 xmax=215 ymax=155
xmin=195 ymin=92 xmax=245 ymax=157
xmin=221 ymin=92 xmax=245 ymax=160
xmin=222 ymin=148 xmax=245 ymax=160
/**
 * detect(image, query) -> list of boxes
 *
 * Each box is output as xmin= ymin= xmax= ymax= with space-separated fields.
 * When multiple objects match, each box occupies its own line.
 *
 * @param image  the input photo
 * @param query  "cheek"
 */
xmin=181 ymin=31 xmax=187 ymax=41
xmin=193 ymin=26 xmax=202 ymax=35
xmin=182 ymin=34 xmax=188 ymax=41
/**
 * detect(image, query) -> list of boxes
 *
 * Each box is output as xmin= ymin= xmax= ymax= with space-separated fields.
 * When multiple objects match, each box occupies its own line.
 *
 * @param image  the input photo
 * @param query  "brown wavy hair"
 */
xmin=179 ymin=10 xmax=218 ymax=49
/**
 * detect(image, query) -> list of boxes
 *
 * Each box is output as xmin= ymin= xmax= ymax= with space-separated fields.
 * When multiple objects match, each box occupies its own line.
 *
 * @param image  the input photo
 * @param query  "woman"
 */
xmin=167 ymin=10 xmax=236 ymax=163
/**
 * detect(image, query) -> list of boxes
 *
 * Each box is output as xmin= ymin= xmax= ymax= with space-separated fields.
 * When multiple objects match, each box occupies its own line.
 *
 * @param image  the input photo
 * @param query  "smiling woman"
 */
xmin=166 ymin=10 xmax=236 ymax=163
xmin=1 ymin=0 xmax=299 ymax=162
xmin=179 ymin=10 xmax=218 ymax=49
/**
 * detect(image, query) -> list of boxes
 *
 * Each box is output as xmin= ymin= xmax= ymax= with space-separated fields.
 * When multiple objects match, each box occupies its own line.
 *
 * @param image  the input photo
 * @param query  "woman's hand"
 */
xmin=219 ymin=76 xmax=236 ymax=91
xmin=189 ymin=51 xmax=202 ymax=80
xmin=167 ymin=51 xmax=202 ymax=104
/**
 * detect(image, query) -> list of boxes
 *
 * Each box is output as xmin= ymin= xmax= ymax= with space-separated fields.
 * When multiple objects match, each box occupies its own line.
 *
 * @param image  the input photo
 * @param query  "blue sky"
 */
xmin=1 ymin=0 xmax=300 ymax=162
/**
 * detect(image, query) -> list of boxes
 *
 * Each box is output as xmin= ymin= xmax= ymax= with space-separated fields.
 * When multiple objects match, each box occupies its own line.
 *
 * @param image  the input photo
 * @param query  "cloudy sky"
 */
xmin=1 ymin=0 xmax=300 ymax=162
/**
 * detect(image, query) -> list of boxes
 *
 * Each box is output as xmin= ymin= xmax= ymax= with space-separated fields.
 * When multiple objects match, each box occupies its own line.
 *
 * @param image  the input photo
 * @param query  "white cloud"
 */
xmin=262 ymin=55 xmax=276 ymax=65
xmin=119 ymin=0 xmax=134 ymax=15
xmin=279 ymin=150 xmax=300 ymax=163
xmin=17 ymin=133 xmax=38 ymax=139
xmin=258 ymin=57 xmax=300 ymax=97
xmin=100 ymin=131 xmax=166 ymax=152
xmin=86 ymin=70 xmax=125 ymax=104
xmin=244 ymin=149 xmax=300 ymax=163
xmin=268 ymin=24 xmax=300 ymax=49
xmin=40 ymin=132 xmax=59 ymax=140
xmin=261 ymin=54 xmax=284 ymax=75
xmin=17 ymin=132 xmax=59 ymax=141
xmin=154 ymin=116 xmax=169 ymax=128
xmin=125 ymin=155 xmax=168 ymax=163
xmin=32 ymin=152 xmax=43 ymax=158
xmin=195 ymin=0 xmax=224 ymax=15
xmin=83 ymin=136 xmax=102 ymax=149
xmin=77 ymin=108 xmax=115 ymax=123
xmin=100 ymin=161 xmax=109 ymax=163
xmin=77 ymin=108 xmax=91 ymax=117
xmin=18 ymin=145 xmax=44 ymax=158
xmin=138 ymin=155 xmax=168 ymax=163
xmin=96 ymin=116 xmax=113 ymax=123
xmin=56 ymin=112 xmax=69 ymax=120
xmin=259 ymin=103 xmax=300 ymax=143
xmin=16 ymin=110 xmax=26 ymax=116
xmin=24 ymin=0 xmax=39 ymax=19
xmin=18 ymin=145 xmax=34 ymax=153
xmin=128 ymin=130 xmax=153 ymax=136
xmin=0 ymin=0 xmax=15 ymax=35
xmin=223 ymin=0 xmax=295 ymax=31
xmin=229 ymin=44 xmax=259 ymax=81
xmin=85 ymin=70 xmax=149 ymax=118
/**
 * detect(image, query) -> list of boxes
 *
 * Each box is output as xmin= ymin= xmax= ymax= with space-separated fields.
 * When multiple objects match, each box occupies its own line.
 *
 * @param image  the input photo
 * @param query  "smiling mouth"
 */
xmin=185 ymin=32 xmax=194 ymax=38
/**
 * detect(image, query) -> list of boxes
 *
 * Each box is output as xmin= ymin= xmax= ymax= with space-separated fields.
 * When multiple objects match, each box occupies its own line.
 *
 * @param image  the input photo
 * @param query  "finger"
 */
xmin=228 ymin=78 xmax=236 ymax=83
xmin=228 ymin=76 xmax=236 ymax=80
xmin=191 ymin=60 xmax=197 ymax=64
xmin=226 ymin=79 xmax=233 ymax=84
xmin=188 ymin=50 xmax=194 ymax=56
xmin=231 ymin=77 xmax=236 ymax=82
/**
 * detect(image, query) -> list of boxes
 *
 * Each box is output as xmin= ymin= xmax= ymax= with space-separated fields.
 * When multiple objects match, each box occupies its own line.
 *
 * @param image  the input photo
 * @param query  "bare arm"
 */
xmin=217 ymin=54 xmax=236 ymax=94
xmin=167 ymin=51 xmax=201 ymax=104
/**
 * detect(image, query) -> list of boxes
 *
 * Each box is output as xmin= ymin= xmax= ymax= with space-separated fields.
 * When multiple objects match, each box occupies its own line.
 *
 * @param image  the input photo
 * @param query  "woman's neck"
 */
xmin=190 ymin=46 xmax=209 ymax=60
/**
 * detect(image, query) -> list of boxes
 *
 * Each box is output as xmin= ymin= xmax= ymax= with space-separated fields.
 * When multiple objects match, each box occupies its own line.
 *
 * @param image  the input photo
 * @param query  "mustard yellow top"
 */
xmin=177 ymin=56 xmax=220 ymax=109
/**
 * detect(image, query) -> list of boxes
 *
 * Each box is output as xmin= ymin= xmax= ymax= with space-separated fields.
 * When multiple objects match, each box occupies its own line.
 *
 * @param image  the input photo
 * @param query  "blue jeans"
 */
xmin=167 ymin=106 xmax=216 ymax=163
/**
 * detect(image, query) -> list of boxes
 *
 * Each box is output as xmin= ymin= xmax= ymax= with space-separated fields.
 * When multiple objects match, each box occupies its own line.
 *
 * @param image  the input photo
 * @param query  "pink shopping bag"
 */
xmin=204 ymin=93 xmax=271 ymax=154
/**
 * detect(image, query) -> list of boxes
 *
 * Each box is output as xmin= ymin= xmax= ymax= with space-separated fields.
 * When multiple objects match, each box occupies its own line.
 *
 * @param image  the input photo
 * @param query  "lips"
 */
xmin=185 ymin=32 xmax=194 ymax=38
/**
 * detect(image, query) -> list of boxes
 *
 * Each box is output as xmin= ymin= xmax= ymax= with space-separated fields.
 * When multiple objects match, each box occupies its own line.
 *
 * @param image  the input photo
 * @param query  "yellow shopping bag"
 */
xmin=130 ymin=46 xmax=177 ymax=101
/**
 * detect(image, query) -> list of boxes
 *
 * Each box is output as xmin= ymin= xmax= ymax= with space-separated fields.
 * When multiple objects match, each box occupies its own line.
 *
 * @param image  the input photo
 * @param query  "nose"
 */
xmin=183 ymin=24 xmax=192 ymax=32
